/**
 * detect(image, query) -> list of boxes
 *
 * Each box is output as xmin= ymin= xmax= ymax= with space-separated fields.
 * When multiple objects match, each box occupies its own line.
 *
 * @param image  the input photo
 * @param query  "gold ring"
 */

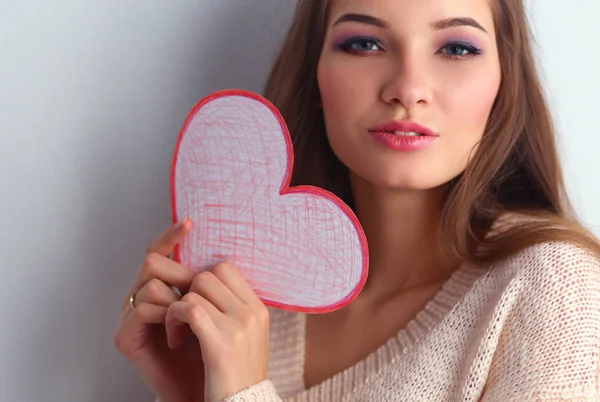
xmin=129 ymin=292 xmax=137 ymax=309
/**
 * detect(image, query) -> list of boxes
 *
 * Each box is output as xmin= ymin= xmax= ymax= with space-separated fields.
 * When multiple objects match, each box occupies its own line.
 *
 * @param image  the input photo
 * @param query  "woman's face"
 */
xmin=317 ymin=0 xmax=501 ymax=190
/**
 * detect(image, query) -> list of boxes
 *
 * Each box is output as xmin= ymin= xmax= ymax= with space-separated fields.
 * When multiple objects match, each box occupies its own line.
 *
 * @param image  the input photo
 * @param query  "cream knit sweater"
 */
xmin=224 ymin=241 xmax=600 ymax=401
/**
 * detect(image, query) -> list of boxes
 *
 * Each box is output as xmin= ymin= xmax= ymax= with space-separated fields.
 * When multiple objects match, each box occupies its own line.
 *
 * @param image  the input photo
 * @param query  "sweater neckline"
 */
xmin=295 ymin=261 xmax=487 ymax=398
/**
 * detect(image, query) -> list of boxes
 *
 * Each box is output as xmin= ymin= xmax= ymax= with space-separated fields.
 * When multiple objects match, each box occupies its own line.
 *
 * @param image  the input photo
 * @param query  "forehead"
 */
xmin=327 ymin=0 xmax=496 ymax=32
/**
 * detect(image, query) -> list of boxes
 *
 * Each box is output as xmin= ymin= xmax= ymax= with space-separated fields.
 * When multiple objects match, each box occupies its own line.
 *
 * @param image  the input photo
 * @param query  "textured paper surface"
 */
xmin=171 ymin=90 xmax=368 ymax=313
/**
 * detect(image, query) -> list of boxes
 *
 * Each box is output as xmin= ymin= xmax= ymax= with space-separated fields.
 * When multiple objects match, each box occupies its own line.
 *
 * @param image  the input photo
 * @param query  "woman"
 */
xmin=114 ymin=0 xmax=600 ymax=400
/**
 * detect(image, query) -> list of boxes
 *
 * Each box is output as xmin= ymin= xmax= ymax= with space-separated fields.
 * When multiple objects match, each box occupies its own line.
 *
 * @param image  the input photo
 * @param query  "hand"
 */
xmin=114 ymin=219 xmax=206 ymax=402
xmin=165 ymin=262 xmax=270 ymax=402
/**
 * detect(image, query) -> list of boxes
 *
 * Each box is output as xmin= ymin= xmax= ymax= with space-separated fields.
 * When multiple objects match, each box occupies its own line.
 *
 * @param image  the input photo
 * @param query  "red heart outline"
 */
xmin=170 ymin=89 xmax=368 ymax=314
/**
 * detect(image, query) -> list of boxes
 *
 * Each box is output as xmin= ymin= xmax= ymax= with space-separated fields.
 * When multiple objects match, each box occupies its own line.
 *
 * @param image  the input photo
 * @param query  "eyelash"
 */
xmin=336 ymin=36 xmax=482 ymax=60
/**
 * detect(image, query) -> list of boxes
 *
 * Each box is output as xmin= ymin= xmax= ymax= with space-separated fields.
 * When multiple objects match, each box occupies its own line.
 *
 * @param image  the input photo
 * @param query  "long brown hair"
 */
xmin=262 ymin=0 xmax=600 ymax=265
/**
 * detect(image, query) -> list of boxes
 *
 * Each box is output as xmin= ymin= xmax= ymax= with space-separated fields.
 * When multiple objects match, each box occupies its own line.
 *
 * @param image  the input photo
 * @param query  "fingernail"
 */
xmin=175 ymin=218 xmax=187 ymax=228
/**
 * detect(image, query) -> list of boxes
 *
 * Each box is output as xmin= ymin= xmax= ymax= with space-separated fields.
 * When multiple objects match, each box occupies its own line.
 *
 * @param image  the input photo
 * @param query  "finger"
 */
xmin=176 ymin=293 xmax=222 ymax=347
xmin=165 ymin=298 xmax=219 ymax=350
xmin=116 ymin=303 xmax=169 ymax=347
xmin=140 ymin=253 xmax=195 ymax=291
xmin=134 ymin=278 xmax=181 ymax=307
xmin=133 ymin=303 xmax=169 ymax=324
xmin=122 ymin=254 xmax=195 ymax=311
xmin=190 ymin=270 xmax=246 ymax=316
xmin=120 ymin=293 xmax=171 ymax=321
xmin=146 ymin=218 xmax=192 ymax=257
xmin=181 ymin=292 xmax=223 ymax=319
xmin=212 ymin=262 xmax=262 ymax=308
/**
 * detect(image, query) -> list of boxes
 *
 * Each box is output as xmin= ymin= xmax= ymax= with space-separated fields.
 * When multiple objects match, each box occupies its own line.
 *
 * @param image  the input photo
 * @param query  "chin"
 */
xmin=348 ymin=160 xmax=464 ymax=193
xmin=351 ymin=168 xmax=443 ymax=192
xmin=332 ymin=143 xmax=466 ymax=192
xmin=375 ymin=177 xmax=446 ymax=192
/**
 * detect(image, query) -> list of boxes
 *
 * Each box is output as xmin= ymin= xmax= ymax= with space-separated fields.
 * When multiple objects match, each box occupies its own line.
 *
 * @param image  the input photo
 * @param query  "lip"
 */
xmin=369 ymin=120 xmax=438 ymax=137
xmin=368 ymin=120 xmax=438 ymax=152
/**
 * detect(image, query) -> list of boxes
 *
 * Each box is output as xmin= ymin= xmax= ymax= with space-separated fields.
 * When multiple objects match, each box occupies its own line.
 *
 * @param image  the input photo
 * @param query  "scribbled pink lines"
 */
xmin=171 ymin=90 xmax=368 ymax=314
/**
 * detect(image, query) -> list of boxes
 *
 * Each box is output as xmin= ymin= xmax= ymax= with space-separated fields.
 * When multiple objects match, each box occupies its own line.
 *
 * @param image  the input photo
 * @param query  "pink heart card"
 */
xmin=170 ymin=89 xmax=368 ymax=314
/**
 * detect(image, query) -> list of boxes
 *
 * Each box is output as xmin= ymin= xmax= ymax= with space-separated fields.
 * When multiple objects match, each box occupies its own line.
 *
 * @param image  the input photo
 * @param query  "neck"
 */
xmin=350 ymin=174 xmax=459 ymax=304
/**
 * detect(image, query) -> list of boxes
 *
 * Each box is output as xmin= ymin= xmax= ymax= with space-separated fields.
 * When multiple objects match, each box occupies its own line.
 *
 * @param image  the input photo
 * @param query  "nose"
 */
xmin=380 ymin=54 xmax=433 ymax=109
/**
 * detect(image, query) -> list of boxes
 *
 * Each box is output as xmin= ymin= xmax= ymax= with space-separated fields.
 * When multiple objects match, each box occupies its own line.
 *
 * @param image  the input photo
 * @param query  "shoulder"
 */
xmin=498 ymin=240 xmax=600 ymax=295
xmin=492 ymin=240 xmax=600 ymax=320
xmin=480 ymin=241 xmax=600 ymax=400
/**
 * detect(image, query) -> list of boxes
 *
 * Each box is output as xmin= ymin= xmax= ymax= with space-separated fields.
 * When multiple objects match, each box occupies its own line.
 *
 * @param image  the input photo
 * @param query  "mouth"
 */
xmin=374 ymin=130 xmax=425 ymax=137
xmin=368 ymin=120 xmax=438 ymax=137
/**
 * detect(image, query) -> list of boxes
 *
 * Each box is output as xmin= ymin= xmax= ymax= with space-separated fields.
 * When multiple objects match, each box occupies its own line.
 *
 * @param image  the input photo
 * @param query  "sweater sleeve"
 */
xmin=480 ymin=243 xmax=600 ymax=401
xmin=223 ymin=380 xmax=282 ymax=402
xmin=154 ymin=380 xmax=281 ymax=402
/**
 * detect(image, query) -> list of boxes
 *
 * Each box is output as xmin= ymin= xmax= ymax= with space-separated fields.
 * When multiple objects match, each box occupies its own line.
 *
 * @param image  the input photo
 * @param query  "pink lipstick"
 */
xmin=368 ymin=121 xmax=438 ymax=152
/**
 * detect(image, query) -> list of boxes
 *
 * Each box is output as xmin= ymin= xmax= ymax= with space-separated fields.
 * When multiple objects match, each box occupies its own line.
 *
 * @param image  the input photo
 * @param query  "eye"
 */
xmin=337 ymin=36 xmax=384 ymax=54
xmin=439 ymin=41 xmax=482 ymax=59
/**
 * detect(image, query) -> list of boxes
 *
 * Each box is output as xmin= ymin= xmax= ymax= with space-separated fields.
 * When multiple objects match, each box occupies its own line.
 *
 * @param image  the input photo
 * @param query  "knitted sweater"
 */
xmin=224 ymin=241 xmax=600 ymax=401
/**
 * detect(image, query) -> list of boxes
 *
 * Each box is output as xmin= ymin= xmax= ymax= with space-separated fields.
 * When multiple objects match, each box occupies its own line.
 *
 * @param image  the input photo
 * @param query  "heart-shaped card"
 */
xmin=170 ymin=90 xmax=368 ymax=314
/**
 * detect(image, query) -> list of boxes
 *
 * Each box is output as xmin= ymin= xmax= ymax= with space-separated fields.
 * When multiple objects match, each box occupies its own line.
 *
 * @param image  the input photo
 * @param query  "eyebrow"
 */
xmin=332 ymin=13 xmax=488 ymax=34
xmin=333 ymin=13 xmax=391 ymax=29
xmin=432 ymin=18 xmax=488 ymax=33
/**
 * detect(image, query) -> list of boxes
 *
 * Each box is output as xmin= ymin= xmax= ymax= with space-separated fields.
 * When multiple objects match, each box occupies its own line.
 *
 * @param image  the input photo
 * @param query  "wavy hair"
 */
xmin=262 ymin=0 xmax=600 ymax=264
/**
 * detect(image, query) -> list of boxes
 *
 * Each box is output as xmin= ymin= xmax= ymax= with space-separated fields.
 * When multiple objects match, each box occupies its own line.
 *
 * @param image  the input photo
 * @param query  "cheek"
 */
xmin=317 ymin=63 xmax=346 ymax=117
xmin=447 ymin=66 xmax=501 ymax=166
xmin=317 ymin=57 xmax=368 ymax=120
xmin=450 ymin=67 xmax=501 ymax=135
